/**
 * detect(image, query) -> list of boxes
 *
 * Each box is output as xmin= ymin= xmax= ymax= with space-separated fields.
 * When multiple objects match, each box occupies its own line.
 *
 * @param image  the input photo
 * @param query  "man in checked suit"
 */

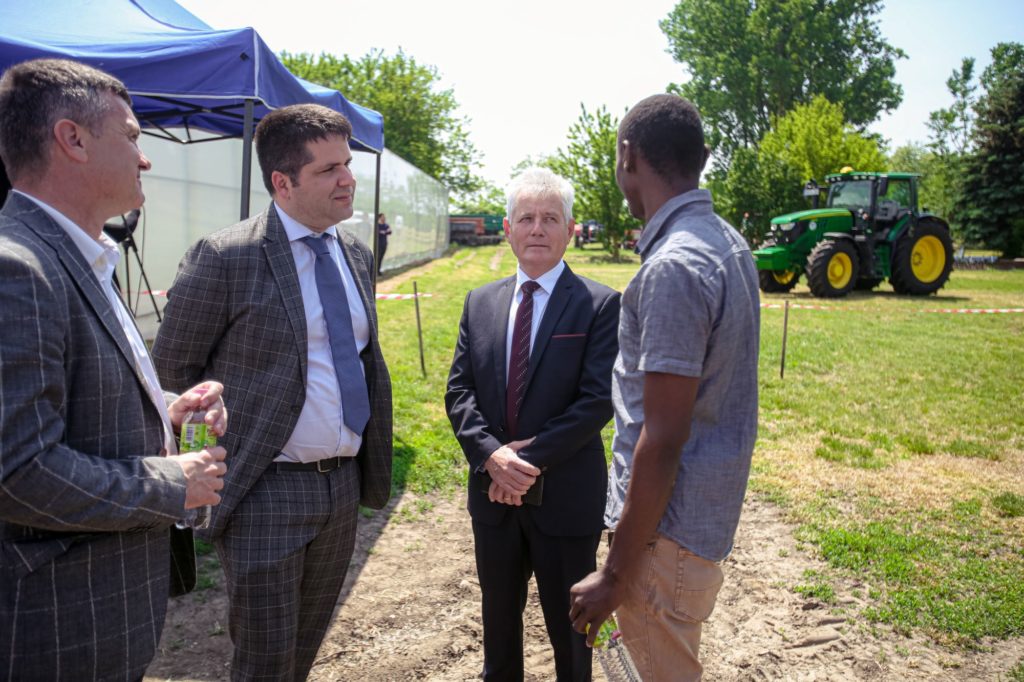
xmin=153 ymin=104 xmax=392 ymax=681
xmin=446 ymin=167 xmax=620 ymax=681
xmin=0 ymin=59 xmax=228 ymax=680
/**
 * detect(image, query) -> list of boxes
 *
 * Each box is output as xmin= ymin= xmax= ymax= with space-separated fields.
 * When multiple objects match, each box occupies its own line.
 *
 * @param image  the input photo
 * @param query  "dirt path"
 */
xmin=147 ymin=493 xmax=1022 ymax=681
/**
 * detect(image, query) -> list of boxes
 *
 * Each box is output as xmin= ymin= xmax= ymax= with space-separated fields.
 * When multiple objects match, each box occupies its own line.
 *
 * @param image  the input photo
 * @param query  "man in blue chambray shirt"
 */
xmin=570 ymin=94 xmax=760 ymax=681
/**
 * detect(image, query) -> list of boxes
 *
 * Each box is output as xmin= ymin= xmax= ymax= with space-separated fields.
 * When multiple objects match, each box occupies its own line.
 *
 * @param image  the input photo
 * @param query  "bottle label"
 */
xmin=180 ymin=421 xmax=217 ymax=452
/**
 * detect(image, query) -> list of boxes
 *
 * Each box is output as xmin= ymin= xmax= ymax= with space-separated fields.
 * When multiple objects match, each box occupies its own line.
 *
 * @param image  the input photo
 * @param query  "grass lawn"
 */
xmin=374 ymin=243 xmax=1024 ymax=649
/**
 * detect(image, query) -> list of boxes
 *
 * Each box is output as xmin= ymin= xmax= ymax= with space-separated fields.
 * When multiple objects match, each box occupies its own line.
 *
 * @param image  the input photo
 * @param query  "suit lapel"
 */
xmin=493 ymin=277 xmax=516 ymax=418
xmin=261 ymin=205 xmax=309 ymax=378
xmin=9 ymin=195 xmax=154 ymax=399
xmin=524 ymin=266 xmax=575 ymax=390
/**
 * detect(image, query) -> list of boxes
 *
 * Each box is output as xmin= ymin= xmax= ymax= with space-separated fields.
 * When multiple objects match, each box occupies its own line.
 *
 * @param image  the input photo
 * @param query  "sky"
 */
xmin=179 ymin=0 xmax=1024 ymax=187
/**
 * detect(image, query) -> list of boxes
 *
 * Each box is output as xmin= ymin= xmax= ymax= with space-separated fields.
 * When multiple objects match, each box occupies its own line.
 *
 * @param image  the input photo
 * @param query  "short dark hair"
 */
xmin=0 ymin=59 xmax=131 ymax=182
xmin=255 ymin=104 xmax=352 ymax=194
xmin=619 ymin=94 xmax=705 ymax=180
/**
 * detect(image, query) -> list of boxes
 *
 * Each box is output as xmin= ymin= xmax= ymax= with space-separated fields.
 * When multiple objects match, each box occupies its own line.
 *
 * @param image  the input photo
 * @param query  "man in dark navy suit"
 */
xmin=446 ymin=167 xmax=620 ymax=681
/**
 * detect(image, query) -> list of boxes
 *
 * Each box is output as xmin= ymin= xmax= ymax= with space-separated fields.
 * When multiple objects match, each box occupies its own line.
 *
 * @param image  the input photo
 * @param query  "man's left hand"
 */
xmin=569 ymin=568 xmax=626 ymax=647
xmin=168 ymin=381 xmax=228 ymax=436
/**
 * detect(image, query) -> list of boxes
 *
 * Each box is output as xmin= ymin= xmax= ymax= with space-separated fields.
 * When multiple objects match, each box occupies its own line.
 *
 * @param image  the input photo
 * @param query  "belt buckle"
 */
xmin=316 ymin=458 xmax=335 ymax=473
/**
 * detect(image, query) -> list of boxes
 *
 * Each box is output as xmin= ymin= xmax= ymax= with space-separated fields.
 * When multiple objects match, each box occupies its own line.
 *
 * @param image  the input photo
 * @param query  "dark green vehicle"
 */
xmin=753 ymin=170 xmax=954 ymax=297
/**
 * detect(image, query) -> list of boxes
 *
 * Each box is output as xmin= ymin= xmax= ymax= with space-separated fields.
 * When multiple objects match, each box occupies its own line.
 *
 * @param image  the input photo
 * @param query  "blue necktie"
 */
xmin=299 ymin=234 xmax=371 ymax=435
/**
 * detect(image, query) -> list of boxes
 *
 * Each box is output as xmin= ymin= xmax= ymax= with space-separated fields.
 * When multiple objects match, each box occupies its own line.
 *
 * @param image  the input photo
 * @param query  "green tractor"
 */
xmin=753 ymin=170 xmax=954 ymax=297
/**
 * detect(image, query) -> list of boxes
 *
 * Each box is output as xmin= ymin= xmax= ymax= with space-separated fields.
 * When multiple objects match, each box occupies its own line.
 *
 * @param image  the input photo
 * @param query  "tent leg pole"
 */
xmin=372 ymin=151 xmax=382 ymax=291
xmin=240 ymin=99 xmax=255 ymax=220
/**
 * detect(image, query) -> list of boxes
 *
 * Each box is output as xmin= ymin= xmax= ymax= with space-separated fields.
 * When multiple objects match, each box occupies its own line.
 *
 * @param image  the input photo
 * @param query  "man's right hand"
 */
xmin=484 ymin=443 xmax=540 ymax=497
xmin=170 ymin=447 xmax=228 ymax=509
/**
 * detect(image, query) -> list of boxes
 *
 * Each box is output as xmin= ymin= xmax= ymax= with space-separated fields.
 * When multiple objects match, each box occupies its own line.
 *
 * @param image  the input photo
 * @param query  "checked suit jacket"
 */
xmin=152 ymin=204 xmax=393 ymax=539
xmin=0 ymin=192 xmax=191 ymax=680
xmin=446 ymin=265 xmax=620 ymax=536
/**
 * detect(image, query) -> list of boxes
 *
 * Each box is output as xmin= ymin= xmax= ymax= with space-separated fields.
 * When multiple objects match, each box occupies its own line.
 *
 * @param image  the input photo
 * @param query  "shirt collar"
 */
xmin=636 ymin=188 xmax=714 ymax=258
xmin=274 ymin=202 xmax=340 ymax=243
xmin=14 ymin=190 xmax=121 ymax=283
xmin=515 ymin=260 xmax=564 ymax=296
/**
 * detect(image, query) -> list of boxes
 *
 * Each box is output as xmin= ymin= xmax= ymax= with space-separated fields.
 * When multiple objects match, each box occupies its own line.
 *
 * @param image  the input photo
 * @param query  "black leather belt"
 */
xmin=270 ymin=456 xmax=349 ymax=473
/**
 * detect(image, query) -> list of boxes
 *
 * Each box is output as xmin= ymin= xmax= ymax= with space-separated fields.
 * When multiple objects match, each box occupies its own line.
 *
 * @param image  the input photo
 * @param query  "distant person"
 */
xmin=376 ymin=211 xmax=392 ymax=275
xmin=0 ymin=58 xmax=227 ymax=679
xmin=153 ymin=103 xmax=393 ymax=681
xmin=446 ymin=167 xmax=620 ymax=681
xmin=569 ymin=94 xmax=760 ymax=681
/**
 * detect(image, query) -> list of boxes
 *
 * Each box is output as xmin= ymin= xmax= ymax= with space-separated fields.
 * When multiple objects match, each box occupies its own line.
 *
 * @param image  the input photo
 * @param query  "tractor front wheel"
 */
xmin=889 ymin=219 xmax=954 ymax=295
xmin=806 ymin=239 xmax=859 ymax=298
xmin=759 ymin=269 xmax=800 ymax=293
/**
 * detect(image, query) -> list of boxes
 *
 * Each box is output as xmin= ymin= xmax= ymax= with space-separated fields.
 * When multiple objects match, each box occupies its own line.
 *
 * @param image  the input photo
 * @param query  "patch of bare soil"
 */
xmin=146 ymin=493 xmax=1022 ymax=681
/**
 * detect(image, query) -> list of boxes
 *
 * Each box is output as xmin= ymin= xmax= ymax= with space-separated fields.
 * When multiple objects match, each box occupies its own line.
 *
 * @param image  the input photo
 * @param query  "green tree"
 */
xmin=453 ymin=181 xmax=506 ymax=215
xmin=953 ymin=42 xmax=1024 ymax=257
xmin=281 ymin=50 xmax=484 ymax=201
xmin=546 ymin=105 xmax=640 ymax=261
xmin=661 ymin=0 xmax=904 ymax=168
xmin=714 ymin=96 xmax=887 ymax=242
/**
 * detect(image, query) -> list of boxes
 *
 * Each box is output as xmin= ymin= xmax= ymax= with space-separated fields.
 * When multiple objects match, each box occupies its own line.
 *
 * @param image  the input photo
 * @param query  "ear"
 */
xmin=565 ymin=218 xmax=575 ymax=243
xmin=52 ymin=119 xmax=89 ymax=163
xmin=503 ymin=216 xmax=511 ymax=239
xmin=699 ymin=144 xmax=711 ymax=173
xmin=619 ymin=139 xmax=635 ymax=172
xmin=270 ymin=169 xmax=292 ymax=199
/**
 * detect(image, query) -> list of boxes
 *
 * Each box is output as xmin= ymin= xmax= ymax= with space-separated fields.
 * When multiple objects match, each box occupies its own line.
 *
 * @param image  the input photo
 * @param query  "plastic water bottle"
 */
xmin=179 ymin=408 xmax=216 ymax=529
xmin=593 ymin=614 xmax=642 ymax=682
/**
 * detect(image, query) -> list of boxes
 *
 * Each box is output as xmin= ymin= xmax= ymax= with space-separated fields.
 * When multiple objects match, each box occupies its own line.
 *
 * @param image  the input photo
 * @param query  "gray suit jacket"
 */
xmin=152 ymin=204 xmax=393 ymax=538
xmin=0 ymin=192 xmax=190 ymax=680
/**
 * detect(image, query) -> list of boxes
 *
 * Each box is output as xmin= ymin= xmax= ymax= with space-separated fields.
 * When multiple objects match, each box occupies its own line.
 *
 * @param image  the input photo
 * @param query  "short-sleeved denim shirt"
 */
xmin=604 ymin=189 xmax=760 ymax=562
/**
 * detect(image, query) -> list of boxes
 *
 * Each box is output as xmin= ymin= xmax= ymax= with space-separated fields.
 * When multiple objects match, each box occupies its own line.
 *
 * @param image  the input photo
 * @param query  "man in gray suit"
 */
xmin=153 ymin=104 xmax=393 ymax=681
xmin=0 ymin=59 xmax=228 ymax=680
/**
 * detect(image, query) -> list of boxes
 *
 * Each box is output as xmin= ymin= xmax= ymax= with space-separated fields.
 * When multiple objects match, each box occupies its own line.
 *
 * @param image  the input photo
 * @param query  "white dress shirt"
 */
xmin=274 ymin=204 xmax=370 ymax=463
xmin=16 ymin=191 xmax=177 ymax=455
xmin=505 ymin=260 xmax=565 ymax=384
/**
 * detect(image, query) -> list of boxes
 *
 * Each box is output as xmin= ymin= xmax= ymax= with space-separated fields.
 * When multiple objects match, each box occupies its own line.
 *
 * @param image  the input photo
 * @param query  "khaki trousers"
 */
xmin=617 ymin=533 xmax=724 ymax=681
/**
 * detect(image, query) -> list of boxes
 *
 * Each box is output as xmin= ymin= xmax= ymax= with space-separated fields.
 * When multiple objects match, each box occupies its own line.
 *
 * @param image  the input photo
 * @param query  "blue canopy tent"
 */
xmin=0 ymin=0 xmax=385 ymax=223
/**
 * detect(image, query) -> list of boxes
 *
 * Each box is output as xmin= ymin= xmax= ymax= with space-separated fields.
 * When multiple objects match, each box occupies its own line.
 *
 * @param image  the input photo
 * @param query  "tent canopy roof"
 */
xmin=0 ymin=0 xmax=384 ymax=152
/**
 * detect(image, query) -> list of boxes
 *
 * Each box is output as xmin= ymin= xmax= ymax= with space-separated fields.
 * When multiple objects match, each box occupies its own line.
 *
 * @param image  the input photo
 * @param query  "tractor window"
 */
xmin=880 ymin=179 xmax=912 ymax=209
xmin=827 ymin=180 xmax=872 ymax=211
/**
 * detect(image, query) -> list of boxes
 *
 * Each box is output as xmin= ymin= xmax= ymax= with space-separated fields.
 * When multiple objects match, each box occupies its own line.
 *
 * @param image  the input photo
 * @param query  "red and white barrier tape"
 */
xmin=760 ymin=302 xmax=1023 ymax=314
xmin=375 ymin=293 xmax=433 ymax=300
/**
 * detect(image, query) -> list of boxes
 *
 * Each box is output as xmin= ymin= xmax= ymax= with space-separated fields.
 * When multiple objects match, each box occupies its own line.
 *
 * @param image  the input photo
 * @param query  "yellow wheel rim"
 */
xmin=773 ymin=270 xmax=797 ymax=285
xmin=911 ymin=235 xmax=945 ymax=283
xmin=827 ymin=252 xmax=853 ymax=289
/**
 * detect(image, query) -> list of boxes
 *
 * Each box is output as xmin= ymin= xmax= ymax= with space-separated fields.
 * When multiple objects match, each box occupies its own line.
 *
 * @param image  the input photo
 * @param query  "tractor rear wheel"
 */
xmin=759 ymin=268 xmax=800 ymax=293
xmin=806 ymin=239 xmax=859 ymax=298
xmin=889 ymin=218 xmax=954 ymax=295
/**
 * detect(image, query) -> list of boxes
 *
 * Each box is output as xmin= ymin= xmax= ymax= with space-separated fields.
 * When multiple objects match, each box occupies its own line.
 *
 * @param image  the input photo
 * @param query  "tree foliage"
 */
xmin=280 ymin=50 xmax=484 ymax=200
xmin=661 ymin=0 xmax=904 ymax=167
xmin=545 ymin=105 xmax=640 ymax=261
xmin=453 ymin=182 xmax=506 ymax=215
xmin=952 ymin=42 xmax=1024 ymax=257
xmin=711 ymin=96 xmax=887 ymax=243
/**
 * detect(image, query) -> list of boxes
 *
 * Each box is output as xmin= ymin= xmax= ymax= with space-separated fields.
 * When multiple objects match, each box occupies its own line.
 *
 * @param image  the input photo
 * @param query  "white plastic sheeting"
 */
xmin=120 ymin=134 xmax=449 ymax=335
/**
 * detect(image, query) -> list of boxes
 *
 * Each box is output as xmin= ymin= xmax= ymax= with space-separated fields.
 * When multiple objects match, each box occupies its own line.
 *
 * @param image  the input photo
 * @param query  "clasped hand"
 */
xmin=485 ymin=438 xmax=537 ymax=506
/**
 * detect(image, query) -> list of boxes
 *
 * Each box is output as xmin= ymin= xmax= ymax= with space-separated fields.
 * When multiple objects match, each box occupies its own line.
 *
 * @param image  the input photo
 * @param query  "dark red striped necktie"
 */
xmin=505 ymin=280 xmax=540 ymax=437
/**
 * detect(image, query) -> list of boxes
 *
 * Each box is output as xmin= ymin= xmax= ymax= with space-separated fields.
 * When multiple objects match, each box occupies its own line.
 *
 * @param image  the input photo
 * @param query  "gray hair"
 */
xmin=505 ymin=167 xmax=574 ymax=222
xmin=0 ymin=59 xmax=131 ymax=182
